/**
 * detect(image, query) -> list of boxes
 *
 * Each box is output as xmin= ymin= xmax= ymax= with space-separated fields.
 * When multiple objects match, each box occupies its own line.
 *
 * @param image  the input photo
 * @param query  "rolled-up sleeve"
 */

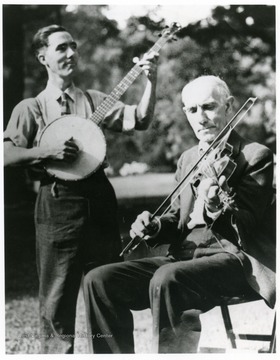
xmin=4 ymin=99 xmax=38 ymax=148
xmin=122 ymin=104 xmax=137 ymax=132
xmin=86 ymin=90 xmax=137 ymax=133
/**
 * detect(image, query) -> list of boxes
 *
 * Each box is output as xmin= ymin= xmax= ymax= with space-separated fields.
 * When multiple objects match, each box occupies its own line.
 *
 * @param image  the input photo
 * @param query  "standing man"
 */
xmin=83 ymin=75 xmax=275 ymax=353
xmin=4 ymin=24 xmax=158 ymax=353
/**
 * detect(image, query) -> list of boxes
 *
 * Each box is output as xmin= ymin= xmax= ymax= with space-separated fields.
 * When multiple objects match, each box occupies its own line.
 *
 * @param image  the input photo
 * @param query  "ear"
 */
xmin=182 ymin=106 xmax=189 ymax=122
xmin=37 ymin=50 xmax=46 ymax=66
xmin=225 ymin=96 xmax=234 ymax=114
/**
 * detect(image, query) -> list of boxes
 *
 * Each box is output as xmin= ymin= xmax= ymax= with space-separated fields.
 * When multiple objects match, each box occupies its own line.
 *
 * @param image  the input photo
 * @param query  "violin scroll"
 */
xmin=120 ymin=97 xmax=257 ymax=257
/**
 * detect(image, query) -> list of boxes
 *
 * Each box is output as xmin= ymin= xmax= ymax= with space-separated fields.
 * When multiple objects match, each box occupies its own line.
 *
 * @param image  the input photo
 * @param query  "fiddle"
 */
xmin=120 ymin=97 xmax=257 ymax=256
xmin=190 ymin=131 xmax=237 ymax=213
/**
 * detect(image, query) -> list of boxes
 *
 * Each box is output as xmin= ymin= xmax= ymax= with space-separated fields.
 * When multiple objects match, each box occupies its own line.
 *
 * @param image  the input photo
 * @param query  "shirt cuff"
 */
xmin=205 ymin=205 xmax=223 ymax=221
xmin=122 ymin=105 xmax=137 ymax=132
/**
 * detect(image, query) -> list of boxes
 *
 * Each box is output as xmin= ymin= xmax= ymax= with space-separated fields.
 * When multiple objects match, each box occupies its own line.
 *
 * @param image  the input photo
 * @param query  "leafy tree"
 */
xmin=103 ymin=5 xmax=276 ymax=172
xmin=3 ymin=5 xmax=62 ymax=203
xmin=3 ymin=4 xmax=276 ymax=183
xmin=180 ymin=5 xmax=276 ymax=152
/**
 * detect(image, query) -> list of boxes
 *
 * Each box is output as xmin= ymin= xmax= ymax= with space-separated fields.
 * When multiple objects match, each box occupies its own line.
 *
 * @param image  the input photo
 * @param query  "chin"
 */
xmin=199 ymin=135 xmax=215 ymax=144
xmin=62 ymin=70 xmax=75 ymax=78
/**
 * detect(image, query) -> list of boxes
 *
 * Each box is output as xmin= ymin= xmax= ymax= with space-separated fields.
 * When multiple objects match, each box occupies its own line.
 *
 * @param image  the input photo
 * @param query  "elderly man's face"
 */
xmin=182 ymin=83 xmax=232 ymax=144
xmin=38 ymin=31 xmax=79 ymax=79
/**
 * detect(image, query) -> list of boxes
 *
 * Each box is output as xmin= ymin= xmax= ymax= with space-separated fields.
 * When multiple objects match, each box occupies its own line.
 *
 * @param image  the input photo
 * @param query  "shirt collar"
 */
xmin=45 ymin=81 xmax=76 ymax=102
xmin=64 ymin=83 xmax=76 ymax=102
xmin=198 ymin=129 xmax=233 ymax=156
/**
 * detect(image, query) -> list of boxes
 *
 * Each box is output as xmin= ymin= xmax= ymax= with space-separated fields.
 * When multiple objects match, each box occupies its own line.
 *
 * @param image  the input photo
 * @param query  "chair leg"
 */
xmin=269 ymin=313 xmax=276 ymax=353
xmin=220 ymin=304 xmax=237 ymax=348
xmin=221 ymin=303 xmax=276 ymax=353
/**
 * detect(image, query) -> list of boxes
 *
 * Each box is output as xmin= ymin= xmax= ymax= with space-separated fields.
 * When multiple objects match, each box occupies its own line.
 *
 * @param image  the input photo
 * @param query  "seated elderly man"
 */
xmin=83 ymin=75 xmax=275 ymax=353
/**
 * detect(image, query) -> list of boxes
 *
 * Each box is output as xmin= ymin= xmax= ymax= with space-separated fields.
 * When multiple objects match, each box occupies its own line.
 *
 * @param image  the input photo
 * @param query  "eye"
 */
xmin=57 ymin=44 xmax=67 ymax=52
xmin=71 ymin=42 xmax=77 ymax=50
xmin=203 ymin=104 xmax=215 ymax=111
xmin=188 ymin=107 xmax=197 ymax=114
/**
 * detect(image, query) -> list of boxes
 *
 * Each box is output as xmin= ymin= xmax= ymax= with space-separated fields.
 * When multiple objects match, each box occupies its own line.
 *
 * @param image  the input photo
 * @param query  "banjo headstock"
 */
xmin=159 ymin=22 xmax=182 ymax=41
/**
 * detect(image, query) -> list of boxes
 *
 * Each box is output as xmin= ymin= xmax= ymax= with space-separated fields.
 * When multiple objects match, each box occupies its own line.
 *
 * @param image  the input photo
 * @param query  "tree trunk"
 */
xmin=3 ymin=5 xmax=29 ymax=205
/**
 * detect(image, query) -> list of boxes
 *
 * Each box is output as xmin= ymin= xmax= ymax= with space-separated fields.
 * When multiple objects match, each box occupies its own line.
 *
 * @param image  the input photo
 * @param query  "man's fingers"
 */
xmin=130 ymin=223 xmax=146 ymax=239
xmin=130 ymin=211 xmax=152 ymax=238
xmin=219 ymin=175 xmax=231 ymax=192
xmin=143 ymin=51 xmax=159 ymax=61
xmin=208 ymin=185 xmax=219 ymax=200
xmin=133 ymin=52 xmax=159 ymax=65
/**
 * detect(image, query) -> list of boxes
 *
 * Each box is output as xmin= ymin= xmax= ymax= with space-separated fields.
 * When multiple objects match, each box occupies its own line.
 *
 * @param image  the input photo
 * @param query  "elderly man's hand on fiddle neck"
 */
xmin=198 ymin=175 xmax=231 ymax=213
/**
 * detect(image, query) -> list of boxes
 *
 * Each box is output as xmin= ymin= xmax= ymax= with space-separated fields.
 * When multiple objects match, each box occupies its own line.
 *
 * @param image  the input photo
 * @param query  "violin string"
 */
xmin=151 ymin=98 xmax=256 ymax=222
xmin=121 ymin=98 xmax=257 ymax=255
xmin=205 ymin=157 xmax=216 ymax=181
xmin=158 ymin=129 xmax=230 ymax=219
xmin=155 ymin=98 xmax=257 ymax=220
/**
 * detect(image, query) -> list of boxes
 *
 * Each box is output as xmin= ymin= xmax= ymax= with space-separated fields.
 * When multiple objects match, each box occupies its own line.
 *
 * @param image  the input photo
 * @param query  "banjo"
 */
xmin=39 ymin=23 xmax=181 ymax=181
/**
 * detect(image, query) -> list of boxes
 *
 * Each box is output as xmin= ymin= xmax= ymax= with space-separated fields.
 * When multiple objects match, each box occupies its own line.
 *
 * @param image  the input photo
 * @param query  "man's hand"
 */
xmin=43 ymin=137 xmax=80 ymax=163
xmin=133 ymin=51 xmax=159 ymax=81
xmin=198 ymin=175 xmax=231 ymax=212
xmin=130 ymin=211 xmax=160 ymax=240
xmin=4 ymin=138 xmax=79 ymax=167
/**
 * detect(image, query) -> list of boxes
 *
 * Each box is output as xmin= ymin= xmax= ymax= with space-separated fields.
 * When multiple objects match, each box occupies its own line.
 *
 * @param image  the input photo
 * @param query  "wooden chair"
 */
xmin=220 ymin=295 xmax=276 ymax=353
xmin=219 ymin=191 xmax=276 ymax=353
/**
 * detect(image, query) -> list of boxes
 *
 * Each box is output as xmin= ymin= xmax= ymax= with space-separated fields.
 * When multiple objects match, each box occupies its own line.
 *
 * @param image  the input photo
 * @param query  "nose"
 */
xmin=67 ymin=46 xmax=75 ymax=58
xmin=197 ymin=107 xmax=208 ymax=125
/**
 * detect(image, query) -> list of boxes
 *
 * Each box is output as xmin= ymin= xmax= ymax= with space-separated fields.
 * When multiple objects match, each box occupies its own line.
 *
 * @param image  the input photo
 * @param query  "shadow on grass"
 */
xmin=5 ymin=197 xmax=39 ymax=301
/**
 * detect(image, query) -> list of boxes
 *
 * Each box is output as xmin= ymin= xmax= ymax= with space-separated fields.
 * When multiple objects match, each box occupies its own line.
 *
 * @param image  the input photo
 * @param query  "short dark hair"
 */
xmin=32 ymin=24 xmax=67 ymax=56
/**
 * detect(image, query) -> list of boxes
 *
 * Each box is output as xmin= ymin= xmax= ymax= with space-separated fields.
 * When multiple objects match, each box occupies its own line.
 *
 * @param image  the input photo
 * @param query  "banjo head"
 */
xmin=39 ymin=115 xmax=107 ymax=181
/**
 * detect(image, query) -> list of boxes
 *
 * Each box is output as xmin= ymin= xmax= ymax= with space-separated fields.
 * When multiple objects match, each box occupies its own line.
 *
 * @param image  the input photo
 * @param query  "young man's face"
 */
xmin=38 ymin=31 xmax=79 ymax=79
xmin=182 ymin=82 xmax=232 ymax=144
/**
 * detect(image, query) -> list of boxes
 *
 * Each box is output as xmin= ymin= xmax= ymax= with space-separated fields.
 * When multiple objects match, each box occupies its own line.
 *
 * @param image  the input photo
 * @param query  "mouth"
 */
xmin=199 ymin=126 xmax=215 ymax=132
xmin=65 ymin=61 xmax=76 ymax=67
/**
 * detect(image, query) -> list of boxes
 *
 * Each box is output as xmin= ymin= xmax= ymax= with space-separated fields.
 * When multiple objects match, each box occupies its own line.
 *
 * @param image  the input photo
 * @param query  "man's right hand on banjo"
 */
xmin=43 ymin=137 xmax=80 ymax=163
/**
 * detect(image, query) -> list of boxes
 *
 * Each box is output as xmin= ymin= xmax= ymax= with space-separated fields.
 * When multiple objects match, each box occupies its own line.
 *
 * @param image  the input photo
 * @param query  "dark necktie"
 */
xmin=60 ymin=92 xmax=70 ymax=115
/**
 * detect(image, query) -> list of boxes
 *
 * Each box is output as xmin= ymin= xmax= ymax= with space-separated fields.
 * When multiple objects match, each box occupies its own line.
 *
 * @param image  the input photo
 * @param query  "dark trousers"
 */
xmin=83 ymin=251 xmax=257 ymax=353
xmin=35 ymin=171 xmax=122 ymax=353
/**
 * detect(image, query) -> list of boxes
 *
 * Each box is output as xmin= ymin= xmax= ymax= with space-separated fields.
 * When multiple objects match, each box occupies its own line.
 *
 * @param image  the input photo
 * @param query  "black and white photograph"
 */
xmin=1 ymin=1 xmax=277 ymax=356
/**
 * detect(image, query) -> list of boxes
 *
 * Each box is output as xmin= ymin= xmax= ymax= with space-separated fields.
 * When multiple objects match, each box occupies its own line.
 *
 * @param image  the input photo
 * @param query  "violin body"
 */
xmin=120 ymin=98 xmax=258 ymax=255
xmin=191 ymin=136 xmax=237 ymax=196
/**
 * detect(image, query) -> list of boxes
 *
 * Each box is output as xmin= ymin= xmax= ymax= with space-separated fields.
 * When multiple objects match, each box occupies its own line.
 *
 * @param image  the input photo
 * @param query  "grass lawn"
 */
xmin=4 ymin=174 xmax=275 ymax=354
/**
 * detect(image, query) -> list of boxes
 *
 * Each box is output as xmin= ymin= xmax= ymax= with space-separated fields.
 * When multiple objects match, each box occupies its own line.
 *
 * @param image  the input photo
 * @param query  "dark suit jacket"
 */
xmin=153 ymin=131 xmax=275 ymax=308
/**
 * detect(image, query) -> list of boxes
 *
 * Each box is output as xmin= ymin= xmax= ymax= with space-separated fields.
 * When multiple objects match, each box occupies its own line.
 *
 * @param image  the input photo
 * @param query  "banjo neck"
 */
xmin=89 ymin=22 xmax=181 ymax=126
xmin=39 ymin=23 xmax=181 ymax=181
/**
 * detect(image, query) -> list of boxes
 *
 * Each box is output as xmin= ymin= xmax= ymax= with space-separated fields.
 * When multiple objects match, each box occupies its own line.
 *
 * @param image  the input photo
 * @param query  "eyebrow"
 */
xmin=186 ymin=101 xmax=217 ymax=111
xmin=54 ymin=40 xmax=77 ymax=50
xmin=202 ymin=101 xmax=217 ymax=107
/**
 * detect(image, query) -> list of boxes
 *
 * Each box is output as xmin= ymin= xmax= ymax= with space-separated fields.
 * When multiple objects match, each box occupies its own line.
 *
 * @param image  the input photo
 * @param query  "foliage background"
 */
xmin=3 ymin=4 xmax=276 ymax=354
xmin=3 ymin=4 xmax=276 ymax=202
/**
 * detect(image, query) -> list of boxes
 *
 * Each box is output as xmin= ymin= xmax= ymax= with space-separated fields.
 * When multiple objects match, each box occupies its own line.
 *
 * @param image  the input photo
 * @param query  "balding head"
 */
xmin=181 ymin=75 xmax=234 ymax=144
xmin=182 ymin=76 xmax=231 ymax=106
